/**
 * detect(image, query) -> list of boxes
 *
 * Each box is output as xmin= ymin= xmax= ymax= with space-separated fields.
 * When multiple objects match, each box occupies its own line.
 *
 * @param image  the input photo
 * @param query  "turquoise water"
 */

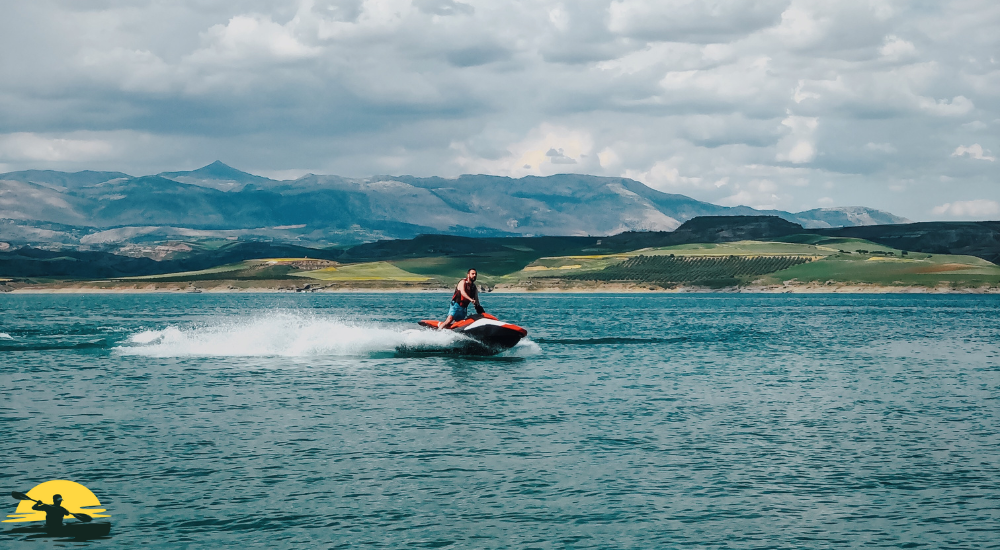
xmin=2 ymin=293 xmax=999 ymax=548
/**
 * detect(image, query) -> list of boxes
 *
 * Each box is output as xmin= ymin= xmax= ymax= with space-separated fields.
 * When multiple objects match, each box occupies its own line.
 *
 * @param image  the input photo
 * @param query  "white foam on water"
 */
xmin=501 ymin=339 xmax=542 ymax=357
xmin=0 ymin=332 xmax=12 ymax=340
xmin=115 ymin=311 xmax=468 ymax=357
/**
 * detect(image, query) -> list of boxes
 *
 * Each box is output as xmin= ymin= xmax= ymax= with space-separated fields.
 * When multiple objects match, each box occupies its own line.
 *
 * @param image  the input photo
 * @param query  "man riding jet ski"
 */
xmin=418 ymin=268 xmax=527 ymax=352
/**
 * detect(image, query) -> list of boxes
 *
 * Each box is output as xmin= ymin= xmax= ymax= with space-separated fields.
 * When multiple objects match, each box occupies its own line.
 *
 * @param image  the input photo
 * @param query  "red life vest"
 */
xmin=451 ymin=278 xmax=476 ymax=307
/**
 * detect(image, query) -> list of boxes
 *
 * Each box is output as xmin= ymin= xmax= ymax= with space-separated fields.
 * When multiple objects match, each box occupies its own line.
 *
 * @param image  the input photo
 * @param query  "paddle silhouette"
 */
xmin=10 ymin=491 xmax=92 ymax=523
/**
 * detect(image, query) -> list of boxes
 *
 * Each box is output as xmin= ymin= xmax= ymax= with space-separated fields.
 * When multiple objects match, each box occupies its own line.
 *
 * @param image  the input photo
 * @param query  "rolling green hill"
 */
xmin=3 ymin=217 xmax=998 ymax=292
xmin=98 ymin=237 xmax=1000 ymax=292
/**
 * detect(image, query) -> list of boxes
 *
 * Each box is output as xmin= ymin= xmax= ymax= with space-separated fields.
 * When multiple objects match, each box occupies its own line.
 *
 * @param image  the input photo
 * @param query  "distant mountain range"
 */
xmin=0 ymin=161 xmax=910 ymax=249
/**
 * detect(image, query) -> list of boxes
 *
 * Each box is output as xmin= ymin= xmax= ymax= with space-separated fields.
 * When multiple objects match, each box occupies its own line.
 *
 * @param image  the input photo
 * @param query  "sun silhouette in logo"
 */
xmin=4 ymin=480 xmax=110 ymax=523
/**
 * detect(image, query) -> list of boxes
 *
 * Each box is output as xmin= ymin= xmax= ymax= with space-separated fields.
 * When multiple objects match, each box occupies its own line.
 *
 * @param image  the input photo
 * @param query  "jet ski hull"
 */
xmin=418 ymin=313 xmax=527 ymax=354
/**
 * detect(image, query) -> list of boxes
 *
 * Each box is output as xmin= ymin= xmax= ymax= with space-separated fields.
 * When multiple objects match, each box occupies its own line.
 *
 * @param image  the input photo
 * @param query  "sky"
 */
xmin=0 ymin=0 xmax=997 ymax=221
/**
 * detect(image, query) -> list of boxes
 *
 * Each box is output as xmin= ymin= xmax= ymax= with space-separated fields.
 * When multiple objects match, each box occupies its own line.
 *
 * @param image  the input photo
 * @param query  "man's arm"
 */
xmin=32 ymin=501 xmax=48 ymax=511
xmin=466 ymin=282 xmax=484 ymax=312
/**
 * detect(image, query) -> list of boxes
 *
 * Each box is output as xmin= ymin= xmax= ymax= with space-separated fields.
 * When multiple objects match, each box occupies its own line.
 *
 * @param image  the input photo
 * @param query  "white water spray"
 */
xmin=116 ymin=311 xmax=537 ymax=358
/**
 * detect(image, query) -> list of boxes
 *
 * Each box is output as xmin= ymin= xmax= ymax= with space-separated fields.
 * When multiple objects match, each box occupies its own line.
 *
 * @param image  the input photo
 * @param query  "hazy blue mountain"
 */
xmin=0 ymin=162 xmax=910 ymax=248
xmin=0 ymin=169 xmax=130 ymax=190
xmin=790 ymin=207 xmax=910 ymax=228
xmin=159 ymin=160 xmax=274 ymax=192
xmin=0 ymin=178 xmax=92 ymax=225
xmin=387 ymin=173 xmax=908 ymax=232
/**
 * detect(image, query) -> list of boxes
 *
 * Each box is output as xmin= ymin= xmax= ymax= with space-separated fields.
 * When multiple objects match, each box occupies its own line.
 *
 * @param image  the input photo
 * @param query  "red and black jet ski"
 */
xmin=419 ymin=313 xmax=528 ymax=354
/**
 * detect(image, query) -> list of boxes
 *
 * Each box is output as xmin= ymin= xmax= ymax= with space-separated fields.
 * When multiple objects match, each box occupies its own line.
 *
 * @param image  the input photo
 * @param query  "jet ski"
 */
xmin=418 ymin=313 xmax=528 ymax=354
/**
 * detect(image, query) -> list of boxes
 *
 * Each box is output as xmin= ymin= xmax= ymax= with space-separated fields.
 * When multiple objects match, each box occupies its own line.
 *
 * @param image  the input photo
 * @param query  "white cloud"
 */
xmin=623 ymin=157 xmax=704 ymax=192
xmin=718 ymin=179 xmax=784 ymax=210
xmin=917 ymin=95 xmax=974 ymax=117
xmin=79 ymin=48 xmax=176 ymax=94
xmin=1 ymin=0 xmax=999 ymax=222
xmin=952 ymin=144 xmax=996 ymax=162
xmin=932 ymin=199 xmax=1000 ymax=218
xmin=548 ymin=5 xmax=569 ymax=32
xmin=315 ymin=0 xmax=417 ymax=40
xmin=452 ymin=124 xmax=595 ymax=177
xmin=865 ymin=142 xmax=896 ymax=153
xmin=597 ymin=147 xmax=620 ymax=169
xmin=0 ymin=133 xmax=114 ymax=162
xmin=608 ymin=0 xmax=786 ymax=42
xmin=191 ymin=14 xmax=320 ymax=64
xmin=880 ymin=35 xmax=916 ymax=61
xmin=769 ymin=5 xmax=821 ymax=48
xmin=793 ymin=80 xmax=820 ymax=103
xmin=776 ymin=114 xmax=818 ymax=164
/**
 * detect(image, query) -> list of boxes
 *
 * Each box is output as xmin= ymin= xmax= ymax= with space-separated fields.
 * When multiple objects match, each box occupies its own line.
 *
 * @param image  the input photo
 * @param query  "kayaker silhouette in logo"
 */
xmin=31 ymin=494 xmax=71 ymax=531
xmin=4 ymin=480 xmax=111 ymax=539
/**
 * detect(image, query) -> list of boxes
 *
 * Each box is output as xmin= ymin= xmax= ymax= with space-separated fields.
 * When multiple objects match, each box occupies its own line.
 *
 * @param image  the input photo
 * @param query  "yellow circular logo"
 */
xmin=4 ymin=480 xmax=109 ymax=523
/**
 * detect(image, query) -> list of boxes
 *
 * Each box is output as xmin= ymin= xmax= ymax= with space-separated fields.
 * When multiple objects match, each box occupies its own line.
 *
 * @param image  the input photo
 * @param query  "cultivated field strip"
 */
xmin=563 ymin=254 xmax=816 ymax=285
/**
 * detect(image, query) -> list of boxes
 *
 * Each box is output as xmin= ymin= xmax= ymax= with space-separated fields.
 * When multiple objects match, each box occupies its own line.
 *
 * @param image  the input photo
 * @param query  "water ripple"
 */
xmin=2 ymin=293 xmax=999 ymax=548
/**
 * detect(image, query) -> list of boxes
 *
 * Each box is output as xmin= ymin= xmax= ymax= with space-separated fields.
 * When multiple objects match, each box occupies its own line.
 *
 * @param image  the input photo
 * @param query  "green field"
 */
xmin=761 ymin=252 xmax=1000 ymax=288
xmin=642 ymin=240 xmax=838 ymax=257
xmin=388 ymin=255 xmax=530 ymax=284
xmin=120 ymin=260 xmax=290 ymax=282
xmin=503 ymin=240 xmax=832 ymax=286
xmin=562 ymin=254 xmax=815 ymax=288
xmin=121 ymin=258 xmax=333 ymax=282
xmin=775 ymin=234 xmax=900 ymax=253
xmin=295 ymin=261 xmax=430 ymax=282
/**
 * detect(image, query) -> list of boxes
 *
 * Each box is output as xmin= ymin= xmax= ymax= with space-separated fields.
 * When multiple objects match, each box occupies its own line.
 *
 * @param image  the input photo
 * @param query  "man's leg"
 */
xmin=439 ymin=315 xmax=454 ymax=330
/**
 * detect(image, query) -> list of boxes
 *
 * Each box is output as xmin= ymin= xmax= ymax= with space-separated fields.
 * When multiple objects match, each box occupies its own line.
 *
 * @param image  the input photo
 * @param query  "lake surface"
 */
xmin=2 ymin=293 xmax=999 ymax=548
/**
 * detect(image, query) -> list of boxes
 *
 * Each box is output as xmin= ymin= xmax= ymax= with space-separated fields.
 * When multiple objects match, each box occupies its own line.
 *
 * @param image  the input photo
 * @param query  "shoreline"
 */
xmin=3 ymin=281 xmax=999 ymax=295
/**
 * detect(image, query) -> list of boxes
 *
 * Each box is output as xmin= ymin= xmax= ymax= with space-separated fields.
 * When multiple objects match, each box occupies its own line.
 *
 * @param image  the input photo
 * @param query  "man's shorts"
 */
xmin=448 ymin=301 xmax=468 ymax=321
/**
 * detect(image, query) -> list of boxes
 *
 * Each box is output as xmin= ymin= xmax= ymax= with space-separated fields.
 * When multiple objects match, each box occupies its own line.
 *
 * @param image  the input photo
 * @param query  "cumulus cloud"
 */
xmin=193 ymin=14 xmax=321 ymax=63
xmin=718 ymin=179 xmax=785 ymax=210
xmin=597 ymin=147 xmax=621 ymax=169
xmin=623 ymin=157 xmax=704 ymax=192
xmin=776 ymin=114 xmax=818 ymax=164
xmin=880 ymin=35 xmax=916 ymax=61
xmin=917 ymin=95 xmax=974 ymax=117
xmin=932 ymin=199 xmax=1000 ymax=218
xmin=0 ymin=0 xmax=998 ymax=220
xmin=608 ymin=0 xmax=786 ymax=43
xmin=952 ymin=144 xmax=995 ymax=161
xmin=0 ymin=133 xmax=115 ymax=162
xmin=452 ymin=124 xmax=596 ymax=177
xmin=961 ymin=121 xmax=987 ymax=131
xmin=413 ymin=0 xmax=475 ymax=16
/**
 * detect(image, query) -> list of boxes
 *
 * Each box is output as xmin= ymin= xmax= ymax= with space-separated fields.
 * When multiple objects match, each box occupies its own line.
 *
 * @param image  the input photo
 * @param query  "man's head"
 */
xmin=53 ymin=495 xmax=62 ymax=505
xmin=467 ymin=269 xmax=477 ymax=282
